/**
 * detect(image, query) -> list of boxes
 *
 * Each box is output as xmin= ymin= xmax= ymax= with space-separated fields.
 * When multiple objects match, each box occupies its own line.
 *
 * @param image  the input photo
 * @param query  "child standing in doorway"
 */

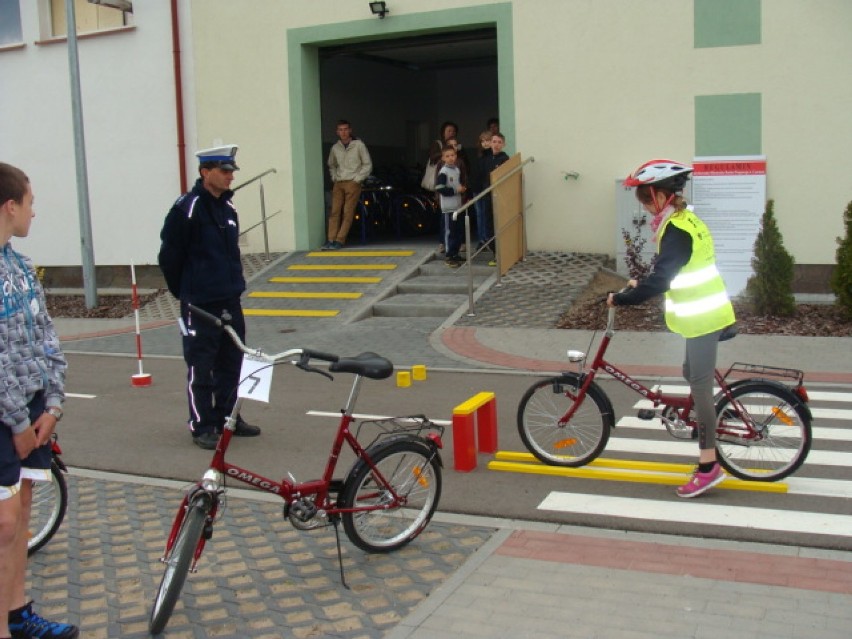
xmin=435 ymin=144 xmax=467 ymax=267
xmin=477 ymin=132 xmax=510 ymax=265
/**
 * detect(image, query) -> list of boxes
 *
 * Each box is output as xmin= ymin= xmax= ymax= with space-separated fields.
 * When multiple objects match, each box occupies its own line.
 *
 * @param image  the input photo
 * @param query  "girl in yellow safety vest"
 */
xmin=608 ymin=159 xmax=736 ymax=498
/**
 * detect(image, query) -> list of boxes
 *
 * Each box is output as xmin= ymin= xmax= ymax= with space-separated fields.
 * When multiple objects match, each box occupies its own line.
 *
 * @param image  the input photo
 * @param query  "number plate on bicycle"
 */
xmin=238 ymin=355 xmax=273 ymax=402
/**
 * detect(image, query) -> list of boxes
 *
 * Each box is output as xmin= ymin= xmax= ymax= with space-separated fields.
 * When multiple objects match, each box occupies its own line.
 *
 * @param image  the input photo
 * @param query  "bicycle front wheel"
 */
xmin=341 ymin=438 xmax=441 ymax=553
xmin=715 ymin=383 xmax=812 ymax=481
xmin=27 ymin=462 xmax=68 ymax=556
xmin=517 ymin=374 xmax=613 ymax=467
xmin=149 ymin=499 xmax=208 ymax=635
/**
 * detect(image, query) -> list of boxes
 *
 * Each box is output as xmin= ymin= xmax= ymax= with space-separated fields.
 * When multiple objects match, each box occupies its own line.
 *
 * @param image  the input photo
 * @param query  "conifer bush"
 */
xmin=745 ymin=199 xmax=795 ymax=316
xmin=831 ymin=200 xmax=852 ymax=318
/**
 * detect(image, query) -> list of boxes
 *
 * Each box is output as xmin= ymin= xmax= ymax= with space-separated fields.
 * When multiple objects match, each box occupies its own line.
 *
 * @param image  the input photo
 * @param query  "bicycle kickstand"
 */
xmin=332 ymin=519 xmax=351 ymax=590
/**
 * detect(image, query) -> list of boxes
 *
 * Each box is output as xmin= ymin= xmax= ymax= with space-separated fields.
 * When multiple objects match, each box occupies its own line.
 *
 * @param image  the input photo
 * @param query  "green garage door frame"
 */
xmin=287 ymin=3 xmax=515 ymax=249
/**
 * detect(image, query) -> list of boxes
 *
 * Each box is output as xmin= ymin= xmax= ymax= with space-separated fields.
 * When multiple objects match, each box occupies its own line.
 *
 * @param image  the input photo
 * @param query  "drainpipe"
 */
xmin=170 ymin=0 xmax=188 ymax=193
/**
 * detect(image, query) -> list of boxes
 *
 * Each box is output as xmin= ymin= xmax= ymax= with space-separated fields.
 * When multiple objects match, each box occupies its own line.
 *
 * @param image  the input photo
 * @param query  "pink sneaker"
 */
xmin=677 ymin=463 xmax=724 ymax=498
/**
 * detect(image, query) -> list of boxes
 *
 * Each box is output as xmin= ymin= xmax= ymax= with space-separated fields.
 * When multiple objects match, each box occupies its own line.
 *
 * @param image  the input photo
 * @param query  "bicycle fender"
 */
xmin=339 ymin=437 xmax=439 ymax=507
xmin=718 ymin=379 xmax=813 ymax=423
xmin=559 ymin=373 xmax=617 ymax=430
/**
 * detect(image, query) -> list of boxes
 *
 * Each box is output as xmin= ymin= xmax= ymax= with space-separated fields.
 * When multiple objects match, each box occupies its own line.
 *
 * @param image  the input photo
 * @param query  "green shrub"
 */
xmin=745 ymin=199 xmax=795 ymax=316
xmin=831 ymin=200 xmax=852 ymax=318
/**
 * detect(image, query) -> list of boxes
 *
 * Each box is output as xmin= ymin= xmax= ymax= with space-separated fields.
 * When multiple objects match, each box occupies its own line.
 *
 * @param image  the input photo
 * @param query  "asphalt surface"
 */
xmin=29 ymin=243 xmax=852 ymax=638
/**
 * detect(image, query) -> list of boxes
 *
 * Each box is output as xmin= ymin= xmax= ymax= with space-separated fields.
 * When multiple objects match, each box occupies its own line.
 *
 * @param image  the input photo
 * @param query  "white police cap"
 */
xmin=196 ymin=144 xmax=239 ymax=170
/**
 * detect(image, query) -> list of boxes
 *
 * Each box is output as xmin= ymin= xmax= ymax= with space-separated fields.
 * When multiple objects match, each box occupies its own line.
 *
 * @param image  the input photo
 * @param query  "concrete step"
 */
xmin=418 ymin=260 xmax=494 ymax=277
xmin=372 ymin=293 xmax=467 ymax=318
xmin=397 ymin=275 xmax=489 ymax=295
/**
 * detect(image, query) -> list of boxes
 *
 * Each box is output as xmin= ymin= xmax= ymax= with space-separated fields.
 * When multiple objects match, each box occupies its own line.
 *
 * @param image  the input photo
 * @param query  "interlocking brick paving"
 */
xmin=27 ymin=475 xmax=495 ymax=638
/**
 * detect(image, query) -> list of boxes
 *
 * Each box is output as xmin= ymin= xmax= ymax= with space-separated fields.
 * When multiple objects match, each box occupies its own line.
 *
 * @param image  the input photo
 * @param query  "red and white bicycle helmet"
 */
xmin=624 ymin=159 xmax=693 ymax=192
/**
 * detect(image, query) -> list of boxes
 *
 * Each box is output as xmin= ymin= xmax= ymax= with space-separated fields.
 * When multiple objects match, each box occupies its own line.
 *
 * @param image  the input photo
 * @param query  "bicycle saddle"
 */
xmin=329 ymin=352 xmax=393 ymax=379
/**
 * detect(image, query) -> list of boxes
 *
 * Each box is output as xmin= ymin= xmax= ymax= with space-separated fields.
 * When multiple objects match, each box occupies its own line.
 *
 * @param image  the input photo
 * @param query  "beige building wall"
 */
xmin=189 ymin=0 xmax=851 ymax=271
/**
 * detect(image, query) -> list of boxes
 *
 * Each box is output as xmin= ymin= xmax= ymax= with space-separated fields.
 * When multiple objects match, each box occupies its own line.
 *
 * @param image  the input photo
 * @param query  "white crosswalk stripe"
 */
xmin=539 ymin=492 xmax=852 ymax=537
xmin=537 ymin=385 xmax=852 ymax=538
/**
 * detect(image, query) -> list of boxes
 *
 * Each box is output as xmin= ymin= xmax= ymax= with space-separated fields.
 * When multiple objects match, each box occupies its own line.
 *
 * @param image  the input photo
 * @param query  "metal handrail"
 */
xmin=233 ymin=167 xmax=277 ymax=191
xmin=451 ymin=156 xmax=536 ymax=315
xmin=233 ymin=168 xmax=277 ymax=260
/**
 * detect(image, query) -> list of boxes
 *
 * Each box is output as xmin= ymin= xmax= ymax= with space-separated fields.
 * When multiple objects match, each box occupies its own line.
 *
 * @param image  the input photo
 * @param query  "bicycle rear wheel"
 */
xmin=149 ymin=498 xmax=209 ymax=635
xmin=715 ymin=382 xmax=811 ymax=481
xmin=517 ymin=374 xmax=613 ymax=467
xmin=27 ymin=462 xmax=67 ymax=556
xmin=341 ymin=438 xmax=441 ymax=553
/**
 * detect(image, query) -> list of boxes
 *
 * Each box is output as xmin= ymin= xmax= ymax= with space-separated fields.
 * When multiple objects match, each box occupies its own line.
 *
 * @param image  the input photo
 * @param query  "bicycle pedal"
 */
xmin=636 ymin=409 xmax=656 ymax=420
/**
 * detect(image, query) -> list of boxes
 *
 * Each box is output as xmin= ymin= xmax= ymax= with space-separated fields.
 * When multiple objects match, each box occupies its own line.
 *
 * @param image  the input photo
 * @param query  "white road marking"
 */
xmin=66 ymin=392 xmax=96 ymax=399
xmin=538 ymin=492 xmax=852 ymax=537
xmin=617 ymin=416 xmax=852 ymax=442
xmin=785 ymin=477 xmax=852 ymax=499
xmin=604 ymin=437 xmax=852 ymax=467
xmin=306 ymin=410 xmax=452 ymax=426
xmin=646 ymin=386 xmax=852 ymax=403
xmin=632 ymin=399 xmax=852 ymax=422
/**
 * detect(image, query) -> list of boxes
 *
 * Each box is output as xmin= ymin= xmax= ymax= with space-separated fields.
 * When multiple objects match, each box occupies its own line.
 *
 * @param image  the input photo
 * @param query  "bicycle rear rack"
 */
xmin=355 ymin=414 xmax=444 ymax=448
xmin=722 ymin=362 xmax=805 ymax=386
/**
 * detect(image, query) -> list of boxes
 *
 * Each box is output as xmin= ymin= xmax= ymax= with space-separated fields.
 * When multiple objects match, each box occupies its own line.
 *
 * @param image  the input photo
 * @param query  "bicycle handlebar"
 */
xmin=603 ymin=286 xmax=632 ymax=333
xmin=186 ymin=303 xmax=227 ymax=328
xmin=186 ymin=304 xmax=340 ymax=376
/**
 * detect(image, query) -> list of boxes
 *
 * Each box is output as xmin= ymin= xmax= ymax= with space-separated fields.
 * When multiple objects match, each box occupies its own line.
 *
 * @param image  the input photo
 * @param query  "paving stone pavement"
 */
xmin=28 ymin=472 xmax=494 ymax=639
xmin=454 ymin=252 xmax=608 ymax=328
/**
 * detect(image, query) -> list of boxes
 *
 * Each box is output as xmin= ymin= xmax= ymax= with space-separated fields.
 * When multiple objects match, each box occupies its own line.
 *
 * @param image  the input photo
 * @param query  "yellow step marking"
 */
xmin=306 ymin=250 xmax=414 ymax=257
xmin=488 ymin=452 xmax=787 ymax=493
xmin=243 ymin=309 xmax=339 ymax=317
xmin=248 ymin=291 xmax=362 ymax=299
xmin=269 ymin=276 xmax=382 ymax=284
xmin=496 ymin=451 xmax=695 ymax=474
xmin=287 ymin=264 xmax=397 ymax=271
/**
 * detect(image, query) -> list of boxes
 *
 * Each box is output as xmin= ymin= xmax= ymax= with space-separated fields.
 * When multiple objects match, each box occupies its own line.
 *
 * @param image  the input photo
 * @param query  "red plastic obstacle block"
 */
xmin=451 ymin=392 xmax=497 ymax=472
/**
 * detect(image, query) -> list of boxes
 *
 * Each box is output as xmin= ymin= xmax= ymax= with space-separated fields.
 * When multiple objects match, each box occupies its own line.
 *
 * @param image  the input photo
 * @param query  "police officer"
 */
xmin=158 ymin=144 xmax=261 ymax=449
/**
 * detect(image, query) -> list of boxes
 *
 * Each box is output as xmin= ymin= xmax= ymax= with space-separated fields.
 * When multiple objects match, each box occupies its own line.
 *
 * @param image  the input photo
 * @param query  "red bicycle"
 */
xmin=517 ymin=304 xmax=812 ymax=482
xmin=149 ymin=305 xmax=445 ymax=635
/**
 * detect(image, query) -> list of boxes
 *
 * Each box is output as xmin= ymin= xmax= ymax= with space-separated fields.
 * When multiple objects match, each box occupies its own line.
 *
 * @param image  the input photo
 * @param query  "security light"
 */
xmin=369 ymin=2 xmax=389 ymax=19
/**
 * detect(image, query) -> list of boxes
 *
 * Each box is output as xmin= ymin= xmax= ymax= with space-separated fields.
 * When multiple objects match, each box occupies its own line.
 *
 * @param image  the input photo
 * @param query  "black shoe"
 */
xmin=234 ymin=416 xmax=261 ymax=437
xmin=192 ymin=432 xmax=219 ymax=450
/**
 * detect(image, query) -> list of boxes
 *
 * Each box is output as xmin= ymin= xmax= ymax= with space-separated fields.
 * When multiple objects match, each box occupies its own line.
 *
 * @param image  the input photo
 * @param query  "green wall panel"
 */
xmin=694 ymin=0 xmax=761 ymax=48
xmin=695 ymin=93 xmax=762 ymax=156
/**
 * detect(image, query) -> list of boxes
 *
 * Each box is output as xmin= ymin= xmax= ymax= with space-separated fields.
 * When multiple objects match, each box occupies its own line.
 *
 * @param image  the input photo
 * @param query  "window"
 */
xmin=694 ymin=0 xmax=761 ymax=48
xmin=48 ymin=0 xmax=132 ymax=38
xmin=0 ymin=0 xmax=23 ymax=46
xmin=695 ymin=93 xmax=762 ymax=156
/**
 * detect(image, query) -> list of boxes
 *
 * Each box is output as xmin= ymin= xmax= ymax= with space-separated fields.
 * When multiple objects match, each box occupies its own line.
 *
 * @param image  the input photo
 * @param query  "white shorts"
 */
xmin=0 ymin=467 xmax=51 ymax=501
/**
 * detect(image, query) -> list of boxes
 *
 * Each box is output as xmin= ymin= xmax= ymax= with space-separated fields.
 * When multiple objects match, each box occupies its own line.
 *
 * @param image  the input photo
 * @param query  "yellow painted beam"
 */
xmin=269 ymin=276 xmax=382 ymax=284
xmin=243 ymin=309 xmax=339 ymax=317
xmin=306 ymin=250 xmax=414 ymax=257
xmin=248 ymin=291 xmax=361 ymax=299
xmin=287 ymin=264 xmax=397 ymax=271
xmin=495 ymin=451 xmax=695 ymax=475
xmin=487 ymin=455 xmax=788 ymax=493
xmin=453 ymin=392 xmax=496 ymax=415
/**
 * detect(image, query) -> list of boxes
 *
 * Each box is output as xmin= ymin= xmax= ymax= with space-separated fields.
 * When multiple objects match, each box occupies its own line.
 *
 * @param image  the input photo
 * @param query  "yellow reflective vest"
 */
xmin=658 ymin=209 xmax=735 ymax=338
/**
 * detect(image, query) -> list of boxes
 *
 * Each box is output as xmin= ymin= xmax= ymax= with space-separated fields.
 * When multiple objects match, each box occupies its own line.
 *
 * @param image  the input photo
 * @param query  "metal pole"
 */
xmin=66 ymin=0 xmax=98 ymax=308
xmin=259 ymin=178 xmax=270 ymax=261
xmin=464 ymin=212 xmax=474 ymax=316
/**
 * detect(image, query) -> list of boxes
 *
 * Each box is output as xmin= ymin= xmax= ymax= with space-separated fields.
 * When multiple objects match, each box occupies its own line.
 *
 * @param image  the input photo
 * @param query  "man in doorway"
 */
xmin=324 ymin=120 xmax=372 ymax=250
xmin=158 ymin=144 xmax=261 ymax=449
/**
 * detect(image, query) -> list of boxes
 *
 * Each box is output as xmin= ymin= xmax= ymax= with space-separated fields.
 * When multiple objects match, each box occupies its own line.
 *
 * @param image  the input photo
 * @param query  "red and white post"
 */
xmin=130 ymin=262 xmax=152 ymax=387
